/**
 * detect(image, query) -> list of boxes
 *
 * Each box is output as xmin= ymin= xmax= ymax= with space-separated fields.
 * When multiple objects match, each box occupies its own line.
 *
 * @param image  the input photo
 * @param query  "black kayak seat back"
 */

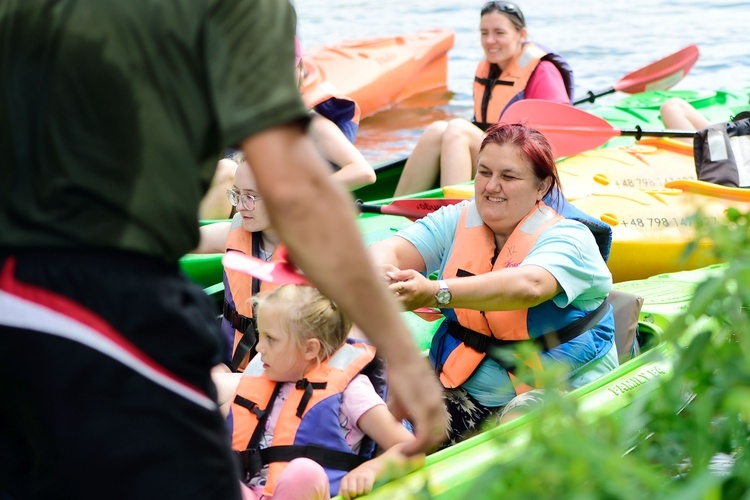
xmin=606 ymin=290 xmax=644 ymax=362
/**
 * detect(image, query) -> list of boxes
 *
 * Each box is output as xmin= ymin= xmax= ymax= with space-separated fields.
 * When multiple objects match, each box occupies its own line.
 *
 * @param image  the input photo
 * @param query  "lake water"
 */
xmin=293 ymin=0 xmax=750 ymax=163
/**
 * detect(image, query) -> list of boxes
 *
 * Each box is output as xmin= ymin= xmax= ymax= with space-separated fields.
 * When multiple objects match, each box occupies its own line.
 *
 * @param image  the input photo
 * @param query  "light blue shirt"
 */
xmin=396 ymin=201 xmax=615 ymax=407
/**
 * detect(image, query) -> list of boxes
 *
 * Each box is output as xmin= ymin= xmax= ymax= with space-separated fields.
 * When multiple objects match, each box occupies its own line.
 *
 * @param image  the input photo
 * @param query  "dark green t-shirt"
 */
xmin=0 ymin=0 xmax=309 ymax=262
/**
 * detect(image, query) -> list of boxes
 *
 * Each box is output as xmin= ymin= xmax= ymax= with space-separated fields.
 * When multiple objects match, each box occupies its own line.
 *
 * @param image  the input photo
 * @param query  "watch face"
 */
xmin=436 ymin=289 xmax=451 ymax=305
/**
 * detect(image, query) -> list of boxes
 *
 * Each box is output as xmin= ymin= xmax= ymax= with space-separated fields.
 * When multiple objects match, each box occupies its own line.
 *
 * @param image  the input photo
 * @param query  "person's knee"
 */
xmin=420 ymin=120 xmax=449 ymax=144
xmin=660 ymin=97 xmax=683 ymax=115
xmin=274 ymin=458 xmax=330 ymax=500
xmin=498 ymin=388 xmax=548 ymax=423
xmin=443 ymin=119 xmax=476 ymax=145
xmin=282 ymin=458 xmax=328 ymax=488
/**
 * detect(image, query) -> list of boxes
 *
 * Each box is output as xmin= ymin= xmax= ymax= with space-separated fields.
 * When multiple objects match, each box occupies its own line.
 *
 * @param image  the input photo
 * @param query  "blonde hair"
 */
xmin=255 ymin=285 xmax=350 ymax=362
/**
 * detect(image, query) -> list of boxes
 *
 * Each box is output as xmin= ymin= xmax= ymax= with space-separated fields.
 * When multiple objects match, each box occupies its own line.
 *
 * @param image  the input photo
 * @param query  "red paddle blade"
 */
xmin=501 ymin=100 xmax=618 ymax=157
xmin=615 ymin=44 xmax=700 ymax=94
xmin=222 ymin=252 xmax=309 ymax=285
xmin=360 ymin=198 xmax=466 ymax=220
xmin=413 ymin=307 xmax=444 ymax=322
xmin=390 ymin=198 xmax=464 ymax=211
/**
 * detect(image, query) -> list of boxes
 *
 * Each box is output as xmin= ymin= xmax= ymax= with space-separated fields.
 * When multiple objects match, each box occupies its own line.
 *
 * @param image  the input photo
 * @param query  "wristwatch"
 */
xmin=435 ymin=280 xmax=452 ymax=306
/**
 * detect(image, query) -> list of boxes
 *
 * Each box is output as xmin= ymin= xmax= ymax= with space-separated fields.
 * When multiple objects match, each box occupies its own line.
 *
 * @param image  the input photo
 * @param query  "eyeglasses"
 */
xmin=226 ymin=189 xmax=262 ymax=211
xmin=480 ymin=1 xmax=526 ymax=28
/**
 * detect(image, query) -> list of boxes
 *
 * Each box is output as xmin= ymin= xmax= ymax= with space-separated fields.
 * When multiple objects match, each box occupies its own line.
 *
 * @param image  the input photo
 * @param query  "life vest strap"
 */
xmin=474 ymin=76 xmax=515 ymax=87
xmin=446 ymin=298 xmax=609 ymax=361
xmin=239 ymin=444 xmax=368 ymax=477
xmin=223 ymin=300 xmax=256 ymax=336
xmin=234 ymin=395 xmax=266 ymax=419
xmin=223 ymin=300 xmax=258 ymax=372
xmin=231 ymin=331 xmax=257 ymax=373
xmin=295 ymin=379 xmax=328 ymax=417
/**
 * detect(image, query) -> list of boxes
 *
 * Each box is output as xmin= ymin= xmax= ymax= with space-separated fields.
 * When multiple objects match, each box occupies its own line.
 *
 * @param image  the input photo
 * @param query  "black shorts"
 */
xmin=0 ymin=250 xmax=241 ymax=500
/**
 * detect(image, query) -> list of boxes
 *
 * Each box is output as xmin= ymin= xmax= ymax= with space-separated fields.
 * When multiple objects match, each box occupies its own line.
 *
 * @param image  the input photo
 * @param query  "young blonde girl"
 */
xmin=213 ymin=285 xmax=419 ymax=500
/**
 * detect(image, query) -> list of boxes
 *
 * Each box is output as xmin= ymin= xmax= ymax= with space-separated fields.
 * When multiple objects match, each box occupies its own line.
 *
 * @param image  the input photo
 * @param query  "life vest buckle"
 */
xmin=237 ymin=448 xmax=264 ymax=478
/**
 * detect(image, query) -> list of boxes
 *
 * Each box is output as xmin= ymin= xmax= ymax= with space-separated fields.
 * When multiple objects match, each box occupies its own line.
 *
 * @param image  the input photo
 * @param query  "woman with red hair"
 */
xmin=370 ymin=123 xmax=617 ymax=446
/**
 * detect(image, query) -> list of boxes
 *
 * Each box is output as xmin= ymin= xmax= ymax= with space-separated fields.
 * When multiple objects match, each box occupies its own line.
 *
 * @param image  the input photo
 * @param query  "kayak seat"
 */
xmin=606 ymin=290 xmax=644 ymax=363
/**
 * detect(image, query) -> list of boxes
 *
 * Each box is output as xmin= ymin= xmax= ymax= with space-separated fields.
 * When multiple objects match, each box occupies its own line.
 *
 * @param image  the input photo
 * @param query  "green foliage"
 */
xmin=461 ymin=208 xmax=750 ymax=498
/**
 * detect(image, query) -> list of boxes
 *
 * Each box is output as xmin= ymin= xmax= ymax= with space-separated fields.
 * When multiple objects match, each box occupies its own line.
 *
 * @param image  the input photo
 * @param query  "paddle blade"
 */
xmin=501 ymin=100 xmax=619 ymax=157
xmin=413 ymin=307 xmax=444 ymax=322
xmin=615 ymin=44 xmax=700 ymax=94
xmin=358 ymin=198 xmax=465 ymax=220
xmin=222 ymin=252 xmax=309 ymax=285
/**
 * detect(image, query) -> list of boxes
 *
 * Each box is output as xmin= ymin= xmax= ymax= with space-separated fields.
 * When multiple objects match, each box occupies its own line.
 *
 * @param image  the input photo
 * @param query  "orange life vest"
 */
xmin=231 ymin=342 xmax=380 ymax=496
xmin=439 ymin=201 xmax=563 ymax=392
xmin=472 ymin=42 xmax=574 ymax=128
xmin=222 ymin=220 xmax=280 ymax=372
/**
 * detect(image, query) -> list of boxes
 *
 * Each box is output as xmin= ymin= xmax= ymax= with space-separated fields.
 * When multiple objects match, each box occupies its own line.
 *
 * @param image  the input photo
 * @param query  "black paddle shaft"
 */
xmin=573 ymin=87 xmax=616 ymax=106
xmin=619 ymin=125 xmax=696 ymax=140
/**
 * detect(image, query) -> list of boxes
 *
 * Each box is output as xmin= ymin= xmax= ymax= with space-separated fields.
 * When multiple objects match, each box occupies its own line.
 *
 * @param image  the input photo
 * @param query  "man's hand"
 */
xmin=386 ymin=356 xmax=447 ymax=455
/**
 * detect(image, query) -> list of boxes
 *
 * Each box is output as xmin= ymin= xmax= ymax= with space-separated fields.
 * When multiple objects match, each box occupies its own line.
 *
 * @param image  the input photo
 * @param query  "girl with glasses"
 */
xmin=192 ymin=154 xmax=281 ymax=372
xmin=193 ymin=154 xmax=371 ymax=373
xmin=394 ymin=1 xmax=575 ymax=197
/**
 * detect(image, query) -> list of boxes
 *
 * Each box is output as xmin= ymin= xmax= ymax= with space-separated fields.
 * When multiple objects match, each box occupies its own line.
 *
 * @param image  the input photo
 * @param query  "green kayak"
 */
xmin=351 ymin=88 xmax=750 ymax=202
xmin=589 ymin=87 xmax=750 ymax=149
xmin=356 ymin=263 xmax=728 ymax=499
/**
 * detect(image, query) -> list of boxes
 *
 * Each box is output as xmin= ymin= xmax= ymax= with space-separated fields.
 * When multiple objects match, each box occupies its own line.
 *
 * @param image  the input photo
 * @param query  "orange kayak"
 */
xmin=300 ymin=28 xmax=454 ymax=118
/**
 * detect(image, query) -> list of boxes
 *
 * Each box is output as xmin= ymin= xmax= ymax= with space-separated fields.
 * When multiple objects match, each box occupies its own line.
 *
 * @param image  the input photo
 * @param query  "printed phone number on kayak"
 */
xmin=613 ymin=176 xmax=691 ymax=188
xmin=619 ymin=216 xmax=719 ymax=228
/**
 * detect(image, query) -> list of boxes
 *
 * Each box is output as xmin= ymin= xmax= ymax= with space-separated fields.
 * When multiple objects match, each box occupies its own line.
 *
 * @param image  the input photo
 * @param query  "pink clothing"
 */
xmin=246 ymin=374 xmax=385 ymax=495
xmin=241 ymin=458 xmax=329 ymax=500
xmin=526 ymin=60 xmax=570 ymax=104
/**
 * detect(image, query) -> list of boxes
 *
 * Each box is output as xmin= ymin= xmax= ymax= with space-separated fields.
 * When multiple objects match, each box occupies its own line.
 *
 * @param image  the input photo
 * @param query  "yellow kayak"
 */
xmin=444 ymin=138 xmax=747 ymax=282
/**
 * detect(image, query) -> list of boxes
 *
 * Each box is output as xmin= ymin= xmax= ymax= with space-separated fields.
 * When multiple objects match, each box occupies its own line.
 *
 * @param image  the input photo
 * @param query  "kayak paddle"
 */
xmin=356 ymin=198 xmax=465 ymax=220
xmin=573 ymin=44 xmax=700 ymax=105
xmin=222 ymin=251 xmax=309 ymax=285
xmin=501 ymin=100 xmax=695 ymax=158
xmin=664 ymin=179 xmax=750 ymax=202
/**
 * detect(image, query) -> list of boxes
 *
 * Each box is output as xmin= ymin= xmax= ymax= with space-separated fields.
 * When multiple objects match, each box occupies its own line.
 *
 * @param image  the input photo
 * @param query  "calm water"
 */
xmin=294 ymin=0 xmax=750 ymax=163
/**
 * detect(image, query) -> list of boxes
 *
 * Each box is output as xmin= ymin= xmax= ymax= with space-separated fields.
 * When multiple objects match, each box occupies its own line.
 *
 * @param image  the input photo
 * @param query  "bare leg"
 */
xmin=198 ymin=158 xmax=238 ymax=220
xmin=439 ymin=118 xmax=484 ymax=187
xmin=660 ymin=97 xmax=710 ymax=131
xmin=394 ymin=121 xmax=448 ymax=197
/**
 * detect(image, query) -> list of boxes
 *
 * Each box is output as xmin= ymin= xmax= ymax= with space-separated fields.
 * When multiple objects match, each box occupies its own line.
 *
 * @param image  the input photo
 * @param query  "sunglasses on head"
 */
xmin=481 ymin=1 xmax=526 ymax=27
